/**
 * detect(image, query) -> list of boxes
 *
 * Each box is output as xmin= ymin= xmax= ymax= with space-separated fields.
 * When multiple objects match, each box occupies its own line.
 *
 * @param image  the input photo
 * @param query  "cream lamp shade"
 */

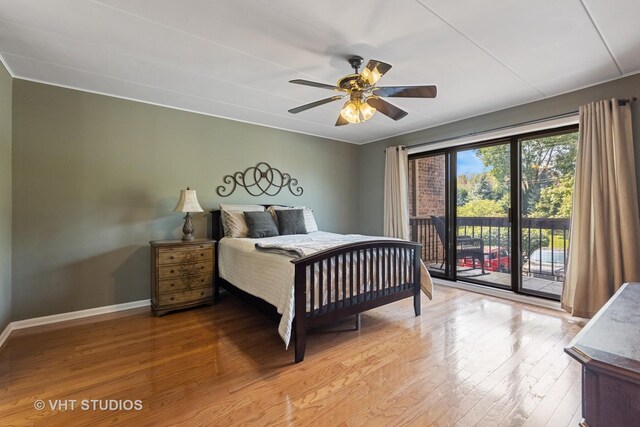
xmin=173 ymin=187 xmax=204 ymax=213
xmin=173 ymin=187 xmax=203 ymax=241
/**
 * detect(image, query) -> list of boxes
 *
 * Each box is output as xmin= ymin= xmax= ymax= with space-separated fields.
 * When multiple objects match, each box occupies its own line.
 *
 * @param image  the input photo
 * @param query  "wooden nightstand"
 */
xmin=150 ymin=239 xmax=215 ymax=316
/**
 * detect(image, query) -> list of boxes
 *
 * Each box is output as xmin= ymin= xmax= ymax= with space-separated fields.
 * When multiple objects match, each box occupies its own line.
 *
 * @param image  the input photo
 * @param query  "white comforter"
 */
xmin=254 ymin=232 xmax=390 ymax=257
xmin=218 ymin=231 xmax=433 ymax=348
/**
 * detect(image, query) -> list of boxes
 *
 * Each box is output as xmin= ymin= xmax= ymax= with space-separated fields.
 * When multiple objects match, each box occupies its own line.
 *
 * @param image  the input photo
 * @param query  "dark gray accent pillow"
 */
xmin=276 ymin=209 xmax=307 ymax=235
xmin=243 ymin=211 xmax=279 ymax=238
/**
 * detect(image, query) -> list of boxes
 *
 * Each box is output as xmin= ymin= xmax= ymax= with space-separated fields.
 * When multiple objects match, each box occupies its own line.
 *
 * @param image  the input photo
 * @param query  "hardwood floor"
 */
xmin=0 ymin=285 xmax=586 ymax=426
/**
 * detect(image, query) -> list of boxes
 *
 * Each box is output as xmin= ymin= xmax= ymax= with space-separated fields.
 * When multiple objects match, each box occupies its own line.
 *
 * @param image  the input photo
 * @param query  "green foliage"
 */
xmin=457 ymin=199 xmax=506 ymax=217
xmin=497 ymin=193 xmax=510 ymax=213
xmin=470 ymin=174 xmax=495 ymax=200
xmin=531 ymin=175 xmax=574 ymax=218
xmin=551 ymin=234 xmax=568 ymax=249
xmin=457 ymin=171 xmax=501 ymax=206
xmin=475 ymin=145 xmax=510 ymax=193
xmin=457 ymin=187 xmax=470 ymax=206
xmin=473 ymin=132 xmax=577 ymax=218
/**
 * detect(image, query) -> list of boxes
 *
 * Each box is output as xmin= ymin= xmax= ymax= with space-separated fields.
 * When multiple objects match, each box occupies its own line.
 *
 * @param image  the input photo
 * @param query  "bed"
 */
xmin=210 ymin=207 xmax=428 ymax=362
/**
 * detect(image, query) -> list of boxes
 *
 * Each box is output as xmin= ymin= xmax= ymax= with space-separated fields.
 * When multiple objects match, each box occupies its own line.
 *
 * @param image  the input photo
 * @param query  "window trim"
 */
xmin=408 ymin=115 xmax=578 ymax=155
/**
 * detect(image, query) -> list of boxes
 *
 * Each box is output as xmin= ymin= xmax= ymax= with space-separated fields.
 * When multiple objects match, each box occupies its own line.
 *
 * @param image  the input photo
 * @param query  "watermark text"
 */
xmin=34 ymin=399 xmax=142 ymax=411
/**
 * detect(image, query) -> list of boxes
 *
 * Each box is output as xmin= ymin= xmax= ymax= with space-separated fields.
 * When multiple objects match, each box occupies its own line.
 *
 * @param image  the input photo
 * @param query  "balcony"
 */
xmin=410 ymin=216 xmax=570 ymax=298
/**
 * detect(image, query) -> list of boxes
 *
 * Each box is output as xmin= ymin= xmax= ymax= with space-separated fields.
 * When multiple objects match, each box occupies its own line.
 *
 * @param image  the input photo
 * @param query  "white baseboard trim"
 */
xmin=433 ymin=278 xmax=563 ymax=311
xmin=0 ymin=300 xmax=150 ymax=350
xmin=0 ymin=323 xmax=12 ymax=349
xmin=11 ymin=299 xmax=151 ymax=331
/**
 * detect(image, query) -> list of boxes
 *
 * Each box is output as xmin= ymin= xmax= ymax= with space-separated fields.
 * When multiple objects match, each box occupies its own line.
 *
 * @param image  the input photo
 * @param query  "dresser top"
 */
xmin=565 ymin=282 xmax=640 ymax=380
xmin=149 ymin=239 xmax=214 ymax=247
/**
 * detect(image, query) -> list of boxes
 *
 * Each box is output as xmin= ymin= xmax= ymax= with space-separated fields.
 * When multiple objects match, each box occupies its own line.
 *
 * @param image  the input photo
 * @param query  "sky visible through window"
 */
xmin=457 ymin=149 xmax=491 ymax=175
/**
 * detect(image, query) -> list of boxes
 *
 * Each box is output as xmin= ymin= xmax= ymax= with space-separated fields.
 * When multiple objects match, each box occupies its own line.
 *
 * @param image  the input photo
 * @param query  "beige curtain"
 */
xmin=383 ymin=146 xmax=410 ymax=239
xmin=562 ymin=99 xmax=640 ymax=318
xmin=384 ymin=146 xmax=409 ymax=240
xmin=383 ymin=146 xmax=433 ymax=299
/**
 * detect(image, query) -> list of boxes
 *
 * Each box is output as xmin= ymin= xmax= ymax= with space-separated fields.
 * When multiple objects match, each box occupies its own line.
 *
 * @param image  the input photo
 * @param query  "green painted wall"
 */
xmin=0 ymin=62 xmax=11 ymax=331
xmin=8 ymin=72 xmax=640 ymax=322
xmin=11 ymin=80 xmax=359 ymax=320
xmin=356 ymin=73 xmax=640 ymax=235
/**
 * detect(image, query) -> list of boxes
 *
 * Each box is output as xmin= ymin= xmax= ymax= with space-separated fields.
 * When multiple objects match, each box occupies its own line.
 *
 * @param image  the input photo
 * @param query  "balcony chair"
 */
xmin=430 ymin=215 xmax=485 ymax=274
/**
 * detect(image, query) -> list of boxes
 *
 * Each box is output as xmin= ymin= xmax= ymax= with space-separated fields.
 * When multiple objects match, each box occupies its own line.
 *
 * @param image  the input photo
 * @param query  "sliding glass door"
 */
xmin=519 ymin=129 xmax=578 ymax=298
xmin=409 ymin=125 xmax=578 ymax=300
xmin=455 ymin=142 xmax=512 ymax=289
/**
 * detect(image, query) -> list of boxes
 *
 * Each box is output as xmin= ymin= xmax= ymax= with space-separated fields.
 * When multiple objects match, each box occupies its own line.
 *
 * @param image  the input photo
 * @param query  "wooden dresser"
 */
xmin=150 ymin=239 xmax=215 ymax=316
xmin=565 ymin=282 xmax=640 ymax=427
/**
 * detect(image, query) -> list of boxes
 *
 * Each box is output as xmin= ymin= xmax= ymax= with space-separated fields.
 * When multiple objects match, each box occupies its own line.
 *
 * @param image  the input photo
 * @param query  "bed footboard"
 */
xmin=292 ymin=240 xmax=422 ymax=362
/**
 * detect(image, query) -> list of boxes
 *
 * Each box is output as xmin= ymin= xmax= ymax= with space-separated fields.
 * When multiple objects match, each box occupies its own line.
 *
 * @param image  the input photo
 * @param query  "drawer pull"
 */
xmin=200 ymin=292 xmax=204 ymax=296
xmin=200 ymin=278 xmax=204 ymax=282
xmin=170 ymin=256 xmax=175 ymax=260
xmin=170 ymin=297 xmax=175 ymax=301
xmin=200 ymin=266 xmax=204 ymax=270
xmin=170 ymin=283 xmax=174 ymax=287
xmin=170 ymin=269 xmax=174 ymax=273
xmin=200 ymin=253 xmax=204 ymax=257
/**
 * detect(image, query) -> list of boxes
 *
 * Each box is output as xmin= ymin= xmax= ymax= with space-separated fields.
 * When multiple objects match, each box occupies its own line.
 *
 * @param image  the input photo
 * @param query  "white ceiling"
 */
xmin=0 ymin=0 xmax=638 ymax=144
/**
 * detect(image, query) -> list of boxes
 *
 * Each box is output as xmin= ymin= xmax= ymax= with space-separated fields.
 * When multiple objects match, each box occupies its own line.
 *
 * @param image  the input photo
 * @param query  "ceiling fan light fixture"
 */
xmin=361 ymin=98 xmax=377 ymax=121
xmin=340 ymin=100 xmax=360 ymax=124
xmin=340 ymin=97 xmax=377 ymax=124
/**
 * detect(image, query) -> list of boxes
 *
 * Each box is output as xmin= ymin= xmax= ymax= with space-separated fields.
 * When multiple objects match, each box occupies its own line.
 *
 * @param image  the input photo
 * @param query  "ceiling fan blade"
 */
xmin=373 ymin=85 xmax=437 ymax=98
xmin=335 ymin=114 xmax=349 ymax=126
xmin=288 ymin=95 xmax=345 ymax=114
xmin=289 ymin=79 xmax=342 ymax=91
xmin=360 ymin=60 xmax=392 ymax=85
xmin=366 ymin=97 xmax=408 ymax=121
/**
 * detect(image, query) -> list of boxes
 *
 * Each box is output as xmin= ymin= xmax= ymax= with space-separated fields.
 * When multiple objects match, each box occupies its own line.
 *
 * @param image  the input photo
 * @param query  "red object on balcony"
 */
xmin=459 ymin=247 xmax=511 ymax=272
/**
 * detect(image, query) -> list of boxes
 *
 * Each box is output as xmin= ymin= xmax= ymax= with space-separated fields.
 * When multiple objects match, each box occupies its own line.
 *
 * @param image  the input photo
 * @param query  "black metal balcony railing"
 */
xmin=410 ymin=216 xmax=570 ymax=280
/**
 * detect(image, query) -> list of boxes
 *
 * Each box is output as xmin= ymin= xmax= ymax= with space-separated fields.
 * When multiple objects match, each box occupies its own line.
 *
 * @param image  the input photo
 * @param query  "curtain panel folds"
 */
xmin=562 ymin=98 xmax=640 ymax=317
xmin=383 ymin=146 xmax=410 ymax=240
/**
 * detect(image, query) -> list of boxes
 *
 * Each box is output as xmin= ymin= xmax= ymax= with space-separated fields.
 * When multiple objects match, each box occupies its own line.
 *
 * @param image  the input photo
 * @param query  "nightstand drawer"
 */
xmin=158 ymin=261 xmax=213 ymax=279
xmin=159 ymin=274 xmax=213 ymax=293
xmin=159 ymin=287 xmax=213 ymax=306
xmin=158 ymin=247 xmax=213 ymax=265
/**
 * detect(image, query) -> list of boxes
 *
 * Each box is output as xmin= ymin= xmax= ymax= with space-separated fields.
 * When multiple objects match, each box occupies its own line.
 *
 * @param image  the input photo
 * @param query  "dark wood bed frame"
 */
xmin=210 ymin=208 xmax=422 ymax=363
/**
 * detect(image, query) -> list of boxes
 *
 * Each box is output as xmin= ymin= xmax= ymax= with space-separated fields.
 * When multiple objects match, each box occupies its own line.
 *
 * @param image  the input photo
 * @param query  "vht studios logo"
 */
xmin=34 ymin=399 xmax=143 ymax=411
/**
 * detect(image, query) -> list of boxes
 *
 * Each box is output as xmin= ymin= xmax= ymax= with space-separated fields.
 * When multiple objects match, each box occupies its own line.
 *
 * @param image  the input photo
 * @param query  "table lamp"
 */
xmin=173 ymin=187 xmax=204 ymax=241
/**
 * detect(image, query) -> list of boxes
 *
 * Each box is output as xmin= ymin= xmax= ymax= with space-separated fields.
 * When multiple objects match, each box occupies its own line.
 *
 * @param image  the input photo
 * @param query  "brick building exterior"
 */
xmin=408 ymin=155 xmax=447 ymax=264
xmin=408 ymin=155 xmax=446 ymax=218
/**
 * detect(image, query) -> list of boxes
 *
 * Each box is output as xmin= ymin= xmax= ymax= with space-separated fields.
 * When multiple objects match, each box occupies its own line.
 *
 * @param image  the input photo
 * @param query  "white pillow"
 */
xmin=220 ymin=204 xmax=265 ymax=237
xmin=220 ymin=204 xmax=265 ymax=212
xmin=267 ymin=205 xmax=318 ymax=233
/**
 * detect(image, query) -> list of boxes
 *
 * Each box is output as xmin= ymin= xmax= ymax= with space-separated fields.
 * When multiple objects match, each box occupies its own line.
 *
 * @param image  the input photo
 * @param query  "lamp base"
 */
xmin=181 ymin=212 xmax=195 ymax=241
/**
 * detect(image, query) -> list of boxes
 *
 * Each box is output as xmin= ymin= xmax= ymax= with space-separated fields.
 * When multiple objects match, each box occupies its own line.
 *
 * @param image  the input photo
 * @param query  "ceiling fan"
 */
xmin=288 ymin=56 xmax=437 ymax=126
